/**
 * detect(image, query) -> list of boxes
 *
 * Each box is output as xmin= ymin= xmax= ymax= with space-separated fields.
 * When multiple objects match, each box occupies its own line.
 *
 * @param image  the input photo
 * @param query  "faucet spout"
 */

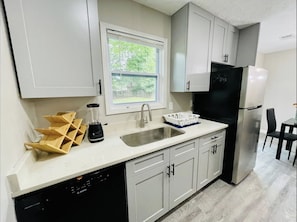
xmin=140 ymin=104 xmax=152 ymax=128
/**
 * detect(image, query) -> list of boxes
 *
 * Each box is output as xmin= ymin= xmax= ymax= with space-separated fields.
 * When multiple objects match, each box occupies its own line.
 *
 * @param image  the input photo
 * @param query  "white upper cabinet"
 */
xmin=212 ymin=17 xmax=239 ymax=66
xmin=226 ymin=25 xmax=239 ymax=65
xmin=3 ymin=0 xmax=101 ymax=98
xmin=235 ymin=23 xmax=260 ymax=67
xmin=171 ymin=3 xmax=214 ymax=92
xmin=212 ymin=18 xmax=228 ymax=64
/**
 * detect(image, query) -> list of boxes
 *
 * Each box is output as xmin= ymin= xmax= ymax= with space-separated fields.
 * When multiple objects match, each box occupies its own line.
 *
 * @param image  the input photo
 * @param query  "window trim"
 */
xmin=100 ymin=22 xmax=167 ymax=115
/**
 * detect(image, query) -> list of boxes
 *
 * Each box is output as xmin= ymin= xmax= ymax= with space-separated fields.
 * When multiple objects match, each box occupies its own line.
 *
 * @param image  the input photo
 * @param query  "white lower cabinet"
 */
xmin=126 ymin=150 xmax=170 ymax=222
xmin=197 ymin=130 xmax=226 ymax=190
xmin=126 ymin=139 xmax=198 ymax=222
xmin=126 ymin=130 xmax=225 ymax=222
xmin=169 ymin=140 xmax=198 ymax=209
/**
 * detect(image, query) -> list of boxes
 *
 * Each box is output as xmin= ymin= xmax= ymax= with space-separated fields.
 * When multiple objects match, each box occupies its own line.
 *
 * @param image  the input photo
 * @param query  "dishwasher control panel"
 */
xmin=68 ymin=170 xmax=111 ymax=195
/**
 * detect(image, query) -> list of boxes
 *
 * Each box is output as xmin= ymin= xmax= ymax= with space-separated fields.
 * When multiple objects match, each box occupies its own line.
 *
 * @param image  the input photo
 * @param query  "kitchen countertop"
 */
xmin=7 ymin=118 xmax=227 ymax=198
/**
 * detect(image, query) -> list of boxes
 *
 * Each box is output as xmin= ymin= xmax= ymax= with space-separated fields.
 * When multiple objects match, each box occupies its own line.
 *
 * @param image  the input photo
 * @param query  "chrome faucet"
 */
xmin=140 ymin=104 xmax=152 ymax=128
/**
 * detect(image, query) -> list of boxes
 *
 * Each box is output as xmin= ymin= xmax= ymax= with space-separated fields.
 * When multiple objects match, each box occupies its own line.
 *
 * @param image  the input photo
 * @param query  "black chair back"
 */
xmin=267 ymin=108 xmax=277 ymax=133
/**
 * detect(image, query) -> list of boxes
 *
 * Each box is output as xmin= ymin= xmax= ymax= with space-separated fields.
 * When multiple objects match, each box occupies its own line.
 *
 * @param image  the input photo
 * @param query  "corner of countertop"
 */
xmin=7 ymin=150 xmax=37 ymax=196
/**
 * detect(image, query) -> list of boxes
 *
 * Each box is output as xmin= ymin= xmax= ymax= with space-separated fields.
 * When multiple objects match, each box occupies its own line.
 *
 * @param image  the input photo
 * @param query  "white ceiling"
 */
xmin=134 ymin=0 xmax=296 ymax=54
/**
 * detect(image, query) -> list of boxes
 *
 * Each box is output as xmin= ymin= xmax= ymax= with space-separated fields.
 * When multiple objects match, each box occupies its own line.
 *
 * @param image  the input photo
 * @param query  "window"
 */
xmin=100 ymin=23 xmax=167 ymax=115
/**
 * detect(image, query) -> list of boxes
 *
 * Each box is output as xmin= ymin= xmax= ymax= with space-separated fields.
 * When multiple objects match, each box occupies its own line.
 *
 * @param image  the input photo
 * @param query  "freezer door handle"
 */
xmin=247 ymin=105 xmax=262 ymax=110
xmin=240 ymin=105 xmax=262 ymax=110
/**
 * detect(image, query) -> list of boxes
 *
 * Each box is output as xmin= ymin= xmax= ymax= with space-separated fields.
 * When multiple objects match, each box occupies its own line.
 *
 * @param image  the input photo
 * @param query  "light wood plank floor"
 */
xmin=158 ymin=135 xmax=296 ymax=222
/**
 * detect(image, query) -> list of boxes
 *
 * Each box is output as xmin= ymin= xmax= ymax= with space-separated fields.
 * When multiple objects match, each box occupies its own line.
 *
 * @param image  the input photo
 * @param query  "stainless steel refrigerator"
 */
xmin=193 ymin=65 xmax=268 ymax=184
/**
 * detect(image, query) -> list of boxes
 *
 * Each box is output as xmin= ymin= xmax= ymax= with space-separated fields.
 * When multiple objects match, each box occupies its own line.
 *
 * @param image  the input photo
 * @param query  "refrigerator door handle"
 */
xmin=240 ymin=105 xmax=262 ymax=111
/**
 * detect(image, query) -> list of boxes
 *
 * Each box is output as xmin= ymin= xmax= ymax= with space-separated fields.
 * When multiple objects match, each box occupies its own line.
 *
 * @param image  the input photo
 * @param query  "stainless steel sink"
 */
xmin=120 ymin=126 xmax=185 ymax=147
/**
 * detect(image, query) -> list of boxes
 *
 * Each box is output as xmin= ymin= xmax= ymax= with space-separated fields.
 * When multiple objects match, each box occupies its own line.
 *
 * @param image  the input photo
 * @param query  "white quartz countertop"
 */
xmin=8 ymin=119 xmax=227 ymax=198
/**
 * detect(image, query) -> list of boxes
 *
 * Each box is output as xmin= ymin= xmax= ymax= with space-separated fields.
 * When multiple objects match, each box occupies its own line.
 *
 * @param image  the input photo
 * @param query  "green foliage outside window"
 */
xmin=108 ymin=38 xmax=159 ymax=104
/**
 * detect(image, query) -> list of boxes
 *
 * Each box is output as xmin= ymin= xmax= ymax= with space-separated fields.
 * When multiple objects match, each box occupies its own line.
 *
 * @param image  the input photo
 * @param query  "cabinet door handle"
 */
xmin=212 ymin=144 xmax=217 ymax=154
xmin=98 ymin=79 xmax=102 ymax=95
xmin=171 ymin=164 xmax=175 ymax=176
xmin=167 ymin=165 xmax=171 ymax=178
xmin=186 ymin=81 xmax=190 ymax=91
xmin=224 ymin=54 xmax=229 ymax=63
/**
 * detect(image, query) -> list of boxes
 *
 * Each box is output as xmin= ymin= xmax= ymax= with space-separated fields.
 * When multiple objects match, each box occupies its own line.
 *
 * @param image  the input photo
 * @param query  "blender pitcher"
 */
xmin=86 ymin=103 xmax=104 ymax=143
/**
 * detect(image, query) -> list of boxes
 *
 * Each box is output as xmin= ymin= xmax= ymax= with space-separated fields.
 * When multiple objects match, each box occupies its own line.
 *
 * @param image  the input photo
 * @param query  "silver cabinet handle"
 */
xmin=212 ymin=144 xmax=217 ymax=154
xmin=186 ymin=81 xmax=190 ymax=90
xmin=167 ymin=165 xmax=171 ymax=177
xmin=171 ymin=164 xmax=175 ymax=176
xmin=223 ymin=54 xmax=229 ymax=62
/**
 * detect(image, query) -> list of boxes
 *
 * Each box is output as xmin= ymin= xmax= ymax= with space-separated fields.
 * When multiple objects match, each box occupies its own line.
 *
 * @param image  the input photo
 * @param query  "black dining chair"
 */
xmin=262 ymin=108 xmax=297 ymax=160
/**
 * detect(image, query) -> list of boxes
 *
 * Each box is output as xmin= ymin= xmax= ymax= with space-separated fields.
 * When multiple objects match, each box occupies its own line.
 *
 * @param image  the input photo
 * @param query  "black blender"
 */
xmin=86 ymin=103 xmax=104 ymax=143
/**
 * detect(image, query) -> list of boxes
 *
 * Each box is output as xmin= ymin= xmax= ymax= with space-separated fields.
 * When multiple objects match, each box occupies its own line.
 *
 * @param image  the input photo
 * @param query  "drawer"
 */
xmin=200 ymin=130 xmax=225 ymax=146
xmin=126 ymin=149 xmax=169 ymax=177
xmin=170 ymin=139 xmax=198 ymax=159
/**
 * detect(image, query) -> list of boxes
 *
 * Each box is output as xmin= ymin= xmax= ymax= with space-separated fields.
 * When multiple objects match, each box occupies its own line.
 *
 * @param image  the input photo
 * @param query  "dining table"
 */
xmin=276 ymin=118 xmax=297 ymax=160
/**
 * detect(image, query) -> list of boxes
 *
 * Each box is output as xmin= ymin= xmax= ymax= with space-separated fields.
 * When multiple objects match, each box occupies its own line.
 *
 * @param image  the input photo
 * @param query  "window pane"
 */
xmin=108 ymin=38 xmax=158 ymax=74
xmin=112 ymin=73 xmax=157 ymax=104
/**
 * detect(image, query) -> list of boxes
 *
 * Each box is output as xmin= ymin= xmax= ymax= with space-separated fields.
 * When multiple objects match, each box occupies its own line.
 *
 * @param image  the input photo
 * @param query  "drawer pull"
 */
xmin=211 ymin=136 xmax=218 ymax=140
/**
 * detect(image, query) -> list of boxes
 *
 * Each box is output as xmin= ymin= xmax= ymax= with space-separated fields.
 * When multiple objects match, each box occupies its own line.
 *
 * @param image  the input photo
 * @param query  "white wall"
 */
xmin=0 ymin=3 xmax=38 ymax=221
xmin=259 ymin=49 xmax=296 ymax=132
xmin=0 ymin=1 xmax=191 ymax=221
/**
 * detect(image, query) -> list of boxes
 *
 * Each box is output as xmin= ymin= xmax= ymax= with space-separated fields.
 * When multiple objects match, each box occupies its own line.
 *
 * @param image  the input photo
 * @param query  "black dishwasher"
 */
xmin=14 ymin=163 xmax=128 ymax=222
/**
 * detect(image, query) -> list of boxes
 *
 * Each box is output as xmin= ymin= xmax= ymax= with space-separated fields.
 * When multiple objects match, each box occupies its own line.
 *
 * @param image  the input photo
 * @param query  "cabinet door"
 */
xmin=226 ymin=25 xmax=239 ymax=66
xmin=212 ymin=18 xmax=239 ymax=66
xmin=212 ymin=17 xmax=228 ymax=64
xmin=4 ymin=0 xmax=101 ymax=98
xmin=186 ymin=4 xmax=214 ymax=91
xmin=235 ymin=23 xmax=260 ymax=67
xmin=209 ymin=142 xmax=224 ymax=180
xmin=169 ymin=140 xmax=198 ymax=208
xmin=126 ymin=150 xmax=170 ymax=222
xmin=126 ymin=166 xmax=169 ymax=222
xmin=197 ymin=145 xmax=211 ymax=190
xmin=197 ymin=130 xmax=226 ymax=190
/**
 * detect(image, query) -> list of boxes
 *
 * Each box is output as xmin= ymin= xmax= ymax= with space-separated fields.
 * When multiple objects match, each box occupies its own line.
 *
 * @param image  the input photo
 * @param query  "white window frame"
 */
xmin=100 ymin=22 xmax=167 ymax=115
